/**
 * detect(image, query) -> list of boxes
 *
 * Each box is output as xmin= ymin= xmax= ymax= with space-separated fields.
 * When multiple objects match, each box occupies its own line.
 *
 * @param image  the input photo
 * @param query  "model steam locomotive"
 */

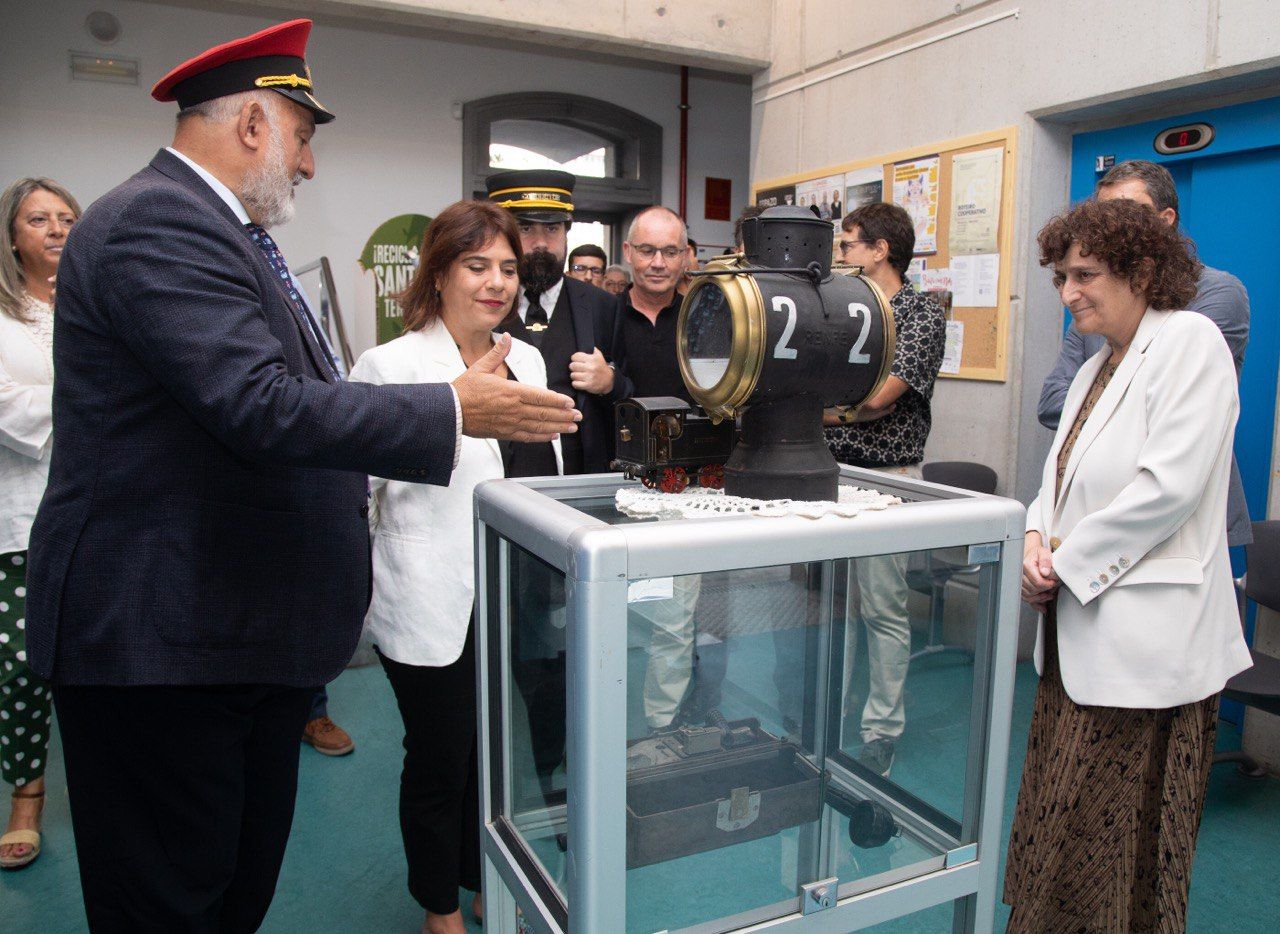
xmin=610 ymin=397 xmax=737 ymax=493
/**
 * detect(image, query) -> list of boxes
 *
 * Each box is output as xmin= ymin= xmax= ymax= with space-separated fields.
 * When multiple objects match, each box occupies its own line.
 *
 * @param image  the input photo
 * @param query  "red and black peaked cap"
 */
xmin=151 ymin=19 xmax=335 ymax=124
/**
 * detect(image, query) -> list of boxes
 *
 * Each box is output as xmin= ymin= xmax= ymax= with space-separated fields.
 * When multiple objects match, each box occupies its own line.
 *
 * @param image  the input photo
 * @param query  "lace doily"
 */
xmin=615 ymin=484 xmax=902 ymax=520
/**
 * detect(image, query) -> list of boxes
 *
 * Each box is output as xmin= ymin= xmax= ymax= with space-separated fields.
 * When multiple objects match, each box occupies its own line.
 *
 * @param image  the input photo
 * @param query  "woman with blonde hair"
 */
xmin=0 ymin=176 xmax=81 ymax=869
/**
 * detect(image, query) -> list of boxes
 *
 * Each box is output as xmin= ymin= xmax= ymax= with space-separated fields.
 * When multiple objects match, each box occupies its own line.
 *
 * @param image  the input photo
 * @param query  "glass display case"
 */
xmin=475 ymin=468 xmax=1023 ymax=933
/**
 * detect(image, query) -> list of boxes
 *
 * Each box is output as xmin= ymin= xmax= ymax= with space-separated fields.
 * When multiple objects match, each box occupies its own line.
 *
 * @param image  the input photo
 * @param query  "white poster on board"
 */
xmin=949 ymin=147 xmax=1003 ymax=255
xmin=951 ymin=253 xmax=999 ymax=307
xmin=796 ymin=173 xmax=846 ymax=222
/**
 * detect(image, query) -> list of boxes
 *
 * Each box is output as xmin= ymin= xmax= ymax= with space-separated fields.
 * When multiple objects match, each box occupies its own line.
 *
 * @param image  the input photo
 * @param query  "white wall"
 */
xmin=752 ymin=0 xmax=1280 ymax=505
xmin=240 ymin=0 xmax=773 ymax=72
xmin=0 ymin=0 xmax=752 ymax=355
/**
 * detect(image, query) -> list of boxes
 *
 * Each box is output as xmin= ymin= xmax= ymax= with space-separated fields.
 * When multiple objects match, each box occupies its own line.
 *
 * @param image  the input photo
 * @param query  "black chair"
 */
xmin=910 ymin=462 xmax=999 ymax=662
xmin=1215 ymin=520 xmax=1280 ymax=777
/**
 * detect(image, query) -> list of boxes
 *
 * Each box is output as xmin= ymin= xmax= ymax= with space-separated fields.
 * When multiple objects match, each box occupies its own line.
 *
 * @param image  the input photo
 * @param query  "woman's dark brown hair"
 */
xmin=397 ymin=199 xmax=523 ymax=332
xmin=1037 ymin=198 xmax=1200 ymax=310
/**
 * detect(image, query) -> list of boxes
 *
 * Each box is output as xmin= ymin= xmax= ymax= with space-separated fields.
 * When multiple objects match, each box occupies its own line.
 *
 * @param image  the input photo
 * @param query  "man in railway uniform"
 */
xmin=489 ymin=169 xmax=630 ymax=475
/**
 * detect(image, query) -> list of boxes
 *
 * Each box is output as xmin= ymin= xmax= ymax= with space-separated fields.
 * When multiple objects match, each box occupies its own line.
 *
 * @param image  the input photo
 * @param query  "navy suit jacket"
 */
xmin=27 ymin=150 xmax=457 ymax=687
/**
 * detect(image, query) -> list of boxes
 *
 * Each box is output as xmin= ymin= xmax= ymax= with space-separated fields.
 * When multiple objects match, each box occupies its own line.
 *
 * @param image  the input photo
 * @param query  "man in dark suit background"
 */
xmin=488 ymin=170 xmax=632 ymax=474
xmin=1036 ymin=159 xmax=1251 ymax=547
xmin=27 ymin=20 xmax=578 ymax=931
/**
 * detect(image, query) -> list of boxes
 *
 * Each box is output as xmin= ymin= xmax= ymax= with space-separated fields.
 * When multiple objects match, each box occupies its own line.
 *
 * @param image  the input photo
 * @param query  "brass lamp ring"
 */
xmin=677 ymin=257 xmax=766 ymax=421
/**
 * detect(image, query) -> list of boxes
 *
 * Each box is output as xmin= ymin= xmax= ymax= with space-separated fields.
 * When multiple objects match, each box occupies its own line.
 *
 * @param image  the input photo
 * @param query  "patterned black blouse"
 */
xmin=825 ymin=284 xmax=946 ymax=467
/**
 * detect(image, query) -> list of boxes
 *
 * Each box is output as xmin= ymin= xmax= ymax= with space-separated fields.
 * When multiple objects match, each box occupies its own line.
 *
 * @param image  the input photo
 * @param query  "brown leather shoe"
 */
xmin=302 ymin=716 xmax=355 ymax=756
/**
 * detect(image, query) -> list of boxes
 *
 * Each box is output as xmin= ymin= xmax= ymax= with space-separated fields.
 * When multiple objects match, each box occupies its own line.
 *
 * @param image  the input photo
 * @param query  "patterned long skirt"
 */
xmin=1003 ymin=607 xmax=1219 ymax=933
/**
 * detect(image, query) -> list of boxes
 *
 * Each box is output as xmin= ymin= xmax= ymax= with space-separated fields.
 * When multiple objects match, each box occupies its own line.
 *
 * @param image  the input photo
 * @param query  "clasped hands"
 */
xmin=453 ymin=333 xmax=581 ymax=443
xmin=1021 ymin=531 xmax=1060 ymax=613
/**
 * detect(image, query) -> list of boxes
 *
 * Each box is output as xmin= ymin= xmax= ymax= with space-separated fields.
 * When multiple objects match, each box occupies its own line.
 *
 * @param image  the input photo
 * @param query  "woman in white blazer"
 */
xmin=0 ymin=178 xmax=80 ymax=871
xmin=349 ymin=200 xmax=560 ymax=934
xmin=1004 ymin=198 xmax=1251 ymax=932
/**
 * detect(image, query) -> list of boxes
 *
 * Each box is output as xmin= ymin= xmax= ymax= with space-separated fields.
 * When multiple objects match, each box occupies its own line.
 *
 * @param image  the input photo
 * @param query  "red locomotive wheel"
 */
xmin=659 ymin=467 xmax=689 ymax=494
xmin=698 ymin=464 xmax=724 ymax=489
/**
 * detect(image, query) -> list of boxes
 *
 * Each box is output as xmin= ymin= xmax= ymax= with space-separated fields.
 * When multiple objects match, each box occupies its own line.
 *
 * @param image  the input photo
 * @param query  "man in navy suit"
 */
xmin=27 ymin=20 xmax=578 ymax=932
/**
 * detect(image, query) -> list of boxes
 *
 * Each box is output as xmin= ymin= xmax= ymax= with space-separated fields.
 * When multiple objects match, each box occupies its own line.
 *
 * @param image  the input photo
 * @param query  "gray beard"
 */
xmin=240 ymin=125 xmax=299 ymax=229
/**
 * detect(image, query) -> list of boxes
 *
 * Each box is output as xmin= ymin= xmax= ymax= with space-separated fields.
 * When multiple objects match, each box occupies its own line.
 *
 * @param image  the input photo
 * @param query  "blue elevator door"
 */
xmin=1181 ymin=147 xmax=1280 ymax=529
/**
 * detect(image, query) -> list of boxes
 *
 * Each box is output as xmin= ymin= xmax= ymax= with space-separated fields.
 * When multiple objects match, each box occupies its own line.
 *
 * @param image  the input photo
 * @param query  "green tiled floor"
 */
xmin=3 ymin=655 xmax=1278 ymax=932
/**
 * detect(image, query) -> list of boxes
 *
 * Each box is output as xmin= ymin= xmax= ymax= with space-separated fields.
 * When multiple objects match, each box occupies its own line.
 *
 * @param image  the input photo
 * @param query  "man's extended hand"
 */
xmin=454 ymin=334 xmax=581 ymax=442
xmin=569 ymin=346 xmax=615 ymax=395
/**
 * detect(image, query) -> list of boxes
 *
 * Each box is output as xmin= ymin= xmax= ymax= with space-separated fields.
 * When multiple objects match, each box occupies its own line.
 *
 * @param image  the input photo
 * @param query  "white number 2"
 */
xmin=848 ymin=302 xmax=871 ymax=364
xmin=772 ymin=295 xmax=799 ymax=360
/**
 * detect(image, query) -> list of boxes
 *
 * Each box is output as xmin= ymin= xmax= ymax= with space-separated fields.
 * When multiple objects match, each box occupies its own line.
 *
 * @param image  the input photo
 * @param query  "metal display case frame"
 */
xmin=475 ymin=468 xmax=1024 ymax=934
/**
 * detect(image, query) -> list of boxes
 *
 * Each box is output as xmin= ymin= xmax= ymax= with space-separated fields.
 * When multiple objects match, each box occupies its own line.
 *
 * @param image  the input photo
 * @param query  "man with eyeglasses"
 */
xmin=611 ymin=206 xmax=706 ymax=733
xmin=1037 ymin=159 xmax=1251 ymax=548
xmin=566 ymin=243 xmax=607 ymax=287
xmin=602 ymin=264 xmax=631 ymax=295
xmin=487 ymin=169 xmax=628 ymax=475
xmin=614 ymin=206 xmax=693 ymax=405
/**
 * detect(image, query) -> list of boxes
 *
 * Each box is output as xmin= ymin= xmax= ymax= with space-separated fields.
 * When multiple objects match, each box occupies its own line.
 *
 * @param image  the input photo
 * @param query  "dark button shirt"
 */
xmin=825 ymin=284 xmax=946 ymax=468
xmin=619 ymin=294 xmax=690 ymax=402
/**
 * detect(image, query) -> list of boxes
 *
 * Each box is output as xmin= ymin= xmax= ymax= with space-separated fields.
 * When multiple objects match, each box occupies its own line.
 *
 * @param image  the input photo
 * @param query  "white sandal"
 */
xmin=0 ymin=789 xmax=44 ymax=870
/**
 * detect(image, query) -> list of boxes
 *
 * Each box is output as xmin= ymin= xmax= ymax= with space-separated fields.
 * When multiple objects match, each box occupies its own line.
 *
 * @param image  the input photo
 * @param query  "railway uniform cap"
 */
xmin=486 ymin=170 xmax=575 ymax=224
xmin=151 ymin=18 xmax=335 ymax=124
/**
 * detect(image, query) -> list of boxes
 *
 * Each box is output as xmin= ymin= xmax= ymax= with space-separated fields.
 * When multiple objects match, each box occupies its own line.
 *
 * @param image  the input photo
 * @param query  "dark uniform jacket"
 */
xmin=27 ymin=149 xmax=458 ymax=687
xmin=499 ymin=275 xmax=631 ymax=473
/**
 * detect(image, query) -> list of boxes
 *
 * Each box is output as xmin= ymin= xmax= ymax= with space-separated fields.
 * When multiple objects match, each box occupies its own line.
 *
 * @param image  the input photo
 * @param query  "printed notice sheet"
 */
xmin=892 ymin=156 xmax=940 ymax=254
xmin=951 ymin=253 xmax=999 ymax=307
xmin=796 ymin=173 xmax=846 ymax=222
xmin=844 ymin=165 xmax=884 ymax=214
xmin=941 ymin=321 xmax=965 ymax=374
xmin=949 ymin=147 xmax=1003 ymax=255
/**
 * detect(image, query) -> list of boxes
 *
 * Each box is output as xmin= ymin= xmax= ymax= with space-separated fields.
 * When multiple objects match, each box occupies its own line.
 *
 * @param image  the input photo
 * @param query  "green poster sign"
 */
xmin=358 ymin=213 xmax=432 ymax=345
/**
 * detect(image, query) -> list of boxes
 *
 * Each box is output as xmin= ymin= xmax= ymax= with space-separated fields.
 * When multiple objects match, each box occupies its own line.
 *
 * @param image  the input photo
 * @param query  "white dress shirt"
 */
xmin=516 ymin=275 xmax=564 ymax=324
xmin=0 ymin=297 xmax=54 ymax=553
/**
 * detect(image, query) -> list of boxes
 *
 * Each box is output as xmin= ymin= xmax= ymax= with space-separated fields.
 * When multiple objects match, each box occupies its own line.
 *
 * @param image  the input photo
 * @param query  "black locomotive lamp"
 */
xmin=677 ymin=206 xmax=896 ymax=501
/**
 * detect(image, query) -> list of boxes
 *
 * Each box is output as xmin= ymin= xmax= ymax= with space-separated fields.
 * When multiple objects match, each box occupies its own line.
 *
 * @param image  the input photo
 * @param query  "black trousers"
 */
xmin=54 ymin=683 xmax=313 ymax=934
xmin=379 ymin=631 xmax=481 ymax=915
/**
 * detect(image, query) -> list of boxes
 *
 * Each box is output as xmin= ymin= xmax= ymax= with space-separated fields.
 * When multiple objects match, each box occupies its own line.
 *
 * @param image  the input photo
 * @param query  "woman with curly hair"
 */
xmin=1004 ymin=198 xmax=1251 ymax=931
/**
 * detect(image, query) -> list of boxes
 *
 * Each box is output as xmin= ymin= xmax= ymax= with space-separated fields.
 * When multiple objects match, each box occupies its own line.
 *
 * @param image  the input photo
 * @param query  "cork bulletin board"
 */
xmin=753 ymin=127 xmax=1018 ymax=382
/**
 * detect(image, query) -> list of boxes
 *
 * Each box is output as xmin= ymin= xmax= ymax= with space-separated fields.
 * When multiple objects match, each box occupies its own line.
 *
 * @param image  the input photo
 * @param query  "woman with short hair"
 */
xmin=1005 ymin=198 xmax=1251 ymax=930
xmin=350 ymin=199 xmax=560 ymax=934
xmin=0 ymin=176 xmax=81 ymax=870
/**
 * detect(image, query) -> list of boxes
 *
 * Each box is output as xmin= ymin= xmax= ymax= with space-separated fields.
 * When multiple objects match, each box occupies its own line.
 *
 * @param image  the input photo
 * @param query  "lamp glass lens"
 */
xmin=684 ymin=284 xmax=734 ymax=390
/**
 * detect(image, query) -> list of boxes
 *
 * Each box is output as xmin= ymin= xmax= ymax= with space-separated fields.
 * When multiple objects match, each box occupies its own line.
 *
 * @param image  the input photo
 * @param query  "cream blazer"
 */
xmin=0 ymin=303 xmax=54 ymax=554
xmin=349 ymin=320 xmax=561 ymax=667
xmin=1027 ymin=309 xmax=1252 ymax=709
